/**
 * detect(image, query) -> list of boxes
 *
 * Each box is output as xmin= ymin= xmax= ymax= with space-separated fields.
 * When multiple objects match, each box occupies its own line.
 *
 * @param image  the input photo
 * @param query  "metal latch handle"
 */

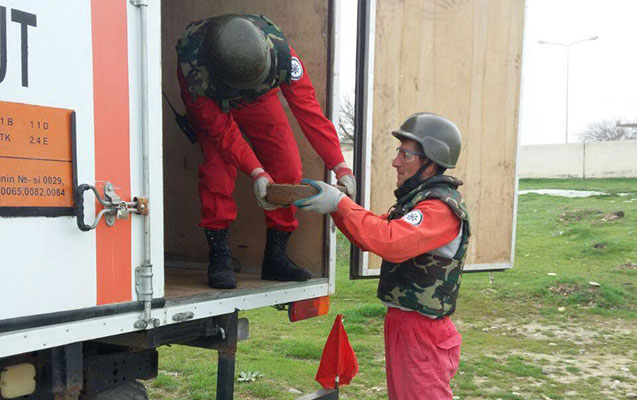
xmin=75 ymin=182 xmax=148 ymax=232
xmin=76 ymin=184 xmax=105 ymax=231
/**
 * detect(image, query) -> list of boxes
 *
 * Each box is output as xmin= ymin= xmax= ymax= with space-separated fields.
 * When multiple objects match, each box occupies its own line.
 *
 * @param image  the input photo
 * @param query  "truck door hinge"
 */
xmin=172 ymin=312 xmax=195 ymax=322
xmin=75 ymin=182 xmax=149 ymax=232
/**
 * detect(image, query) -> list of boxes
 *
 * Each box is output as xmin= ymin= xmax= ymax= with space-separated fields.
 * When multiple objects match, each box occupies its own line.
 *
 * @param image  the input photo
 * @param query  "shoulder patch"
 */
xmin=401 ymin=210 xmax=423 ymax=226
xmin=290 ymin=56 xmax=303 ymax=80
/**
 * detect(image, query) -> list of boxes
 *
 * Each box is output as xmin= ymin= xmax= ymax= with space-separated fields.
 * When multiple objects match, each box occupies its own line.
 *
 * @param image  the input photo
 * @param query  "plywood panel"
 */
xmin=370 ymin=0 xmax=525 ymax=268
xmin=161 ymin=1 xmax=331 ymax=275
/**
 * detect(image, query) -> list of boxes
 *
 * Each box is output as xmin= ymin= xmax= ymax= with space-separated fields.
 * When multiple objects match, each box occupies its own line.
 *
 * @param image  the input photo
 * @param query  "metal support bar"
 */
xmin=131 ymin=0 xmax=155 ymax=331
xmin=49 ymin=343 xmax=83 ymax=400
xmin=95 ymin=316 xmax=248 ymax=351
xmin=217 ymin=351 xmax=236 ymax=400
xmin=216 ymin=312 xmax=239 ymax=400
xmin=350 ymin=0 xmax=377 ymax=279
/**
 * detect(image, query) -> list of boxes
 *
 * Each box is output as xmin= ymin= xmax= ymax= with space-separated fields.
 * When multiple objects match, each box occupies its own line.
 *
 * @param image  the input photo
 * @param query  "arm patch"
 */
xmin=401 ymin=210 xmax=423 ymax=226
xmin=290 ymin=57 xmax=303 ymax=80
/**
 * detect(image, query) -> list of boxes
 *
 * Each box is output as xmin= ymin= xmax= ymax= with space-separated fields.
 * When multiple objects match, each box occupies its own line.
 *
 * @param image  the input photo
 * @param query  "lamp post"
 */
xmin=538 ymin=35 xmax=599 ymax=143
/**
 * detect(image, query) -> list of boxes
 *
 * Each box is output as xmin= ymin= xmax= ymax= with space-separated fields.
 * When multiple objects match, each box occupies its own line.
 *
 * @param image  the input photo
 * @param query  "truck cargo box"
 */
xmin=0 ymin=0 xmax=336 ymax=361
xmin=0 ymin=0 xmax=524 ymax=398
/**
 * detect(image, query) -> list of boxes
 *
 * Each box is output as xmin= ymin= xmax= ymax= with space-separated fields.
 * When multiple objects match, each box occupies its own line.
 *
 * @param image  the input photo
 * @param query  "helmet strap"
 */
xmin=394 ymin=159 xmax=432 ymax=200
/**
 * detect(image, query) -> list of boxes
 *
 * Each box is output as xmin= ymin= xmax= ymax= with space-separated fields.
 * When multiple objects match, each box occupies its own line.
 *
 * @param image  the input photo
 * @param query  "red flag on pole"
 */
xmin=315 ymin=314 xmax=359 ymax=389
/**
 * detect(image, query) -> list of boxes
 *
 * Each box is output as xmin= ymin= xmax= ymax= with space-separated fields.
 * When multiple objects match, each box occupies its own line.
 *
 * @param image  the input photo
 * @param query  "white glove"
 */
xmin=294 ymin=179 xmax=345 ymax=214
xmin=253 ymin=172 xmax=281 ymax=211
xmin=333 ymin=164 xmax=356 ymax=198
xmin=337 ymin=174 xmax=356 ymax=198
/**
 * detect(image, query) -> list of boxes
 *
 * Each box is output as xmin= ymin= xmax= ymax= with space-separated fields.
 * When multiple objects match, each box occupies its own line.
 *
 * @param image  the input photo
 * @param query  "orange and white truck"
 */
xmin=0 ymin=1 xmax=343 ymax=398
xmin=0 ymin=0 xmax=523 ymax=398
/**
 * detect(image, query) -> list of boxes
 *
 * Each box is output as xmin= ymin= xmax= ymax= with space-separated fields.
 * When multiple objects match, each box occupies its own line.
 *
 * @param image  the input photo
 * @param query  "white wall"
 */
xmin=518 ymin=140 xmax=637 ymax=178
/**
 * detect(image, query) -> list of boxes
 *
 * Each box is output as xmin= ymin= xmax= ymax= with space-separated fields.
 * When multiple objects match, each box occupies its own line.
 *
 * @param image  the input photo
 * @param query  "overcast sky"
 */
xmin=337 ymin=0 xmax=637 ymax=146
xmin=337 ymin=1 xmax=358 ymax=103
xmin=520 ymin=0 xmax=637 ymax=145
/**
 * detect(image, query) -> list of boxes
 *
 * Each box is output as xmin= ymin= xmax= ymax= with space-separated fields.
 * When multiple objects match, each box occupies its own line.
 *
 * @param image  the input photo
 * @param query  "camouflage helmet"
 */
xmin=201 ymin=14 xmax=271 ymax=90
xmin=392 ymin=113 xmax=462 ymax=169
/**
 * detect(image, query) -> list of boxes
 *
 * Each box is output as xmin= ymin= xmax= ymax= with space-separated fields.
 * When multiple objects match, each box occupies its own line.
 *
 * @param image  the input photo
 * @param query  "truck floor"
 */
xmin=164 ymin=265 xmax=325 ymax=300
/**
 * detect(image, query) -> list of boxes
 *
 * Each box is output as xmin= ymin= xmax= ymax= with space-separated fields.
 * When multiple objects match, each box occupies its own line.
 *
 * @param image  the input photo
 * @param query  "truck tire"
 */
xmin=91 ymin=381 xmax=148 ymax=400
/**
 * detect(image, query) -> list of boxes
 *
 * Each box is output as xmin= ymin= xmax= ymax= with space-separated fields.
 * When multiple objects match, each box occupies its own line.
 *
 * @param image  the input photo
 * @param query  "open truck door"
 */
xmin=349 ymin=0 xmax=526 ymax=278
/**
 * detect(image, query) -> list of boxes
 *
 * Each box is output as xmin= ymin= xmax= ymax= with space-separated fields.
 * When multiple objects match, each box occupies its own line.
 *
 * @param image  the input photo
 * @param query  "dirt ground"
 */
xmin=456 ymin=317 xmax=637 ymax=399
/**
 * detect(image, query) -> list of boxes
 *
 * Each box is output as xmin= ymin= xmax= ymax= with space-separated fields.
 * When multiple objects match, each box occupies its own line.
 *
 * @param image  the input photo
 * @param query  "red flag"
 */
xmin=315 ymin=314 xmax=359 ymax=388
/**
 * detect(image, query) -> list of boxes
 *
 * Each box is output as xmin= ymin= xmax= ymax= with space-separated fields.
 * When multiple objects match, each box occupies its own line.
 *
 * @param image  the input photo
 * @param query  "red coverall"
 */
xmin=331 ymin=196 xmax=463 ymax=400
xmin=177 ymin=47 xmax=344 ymax=231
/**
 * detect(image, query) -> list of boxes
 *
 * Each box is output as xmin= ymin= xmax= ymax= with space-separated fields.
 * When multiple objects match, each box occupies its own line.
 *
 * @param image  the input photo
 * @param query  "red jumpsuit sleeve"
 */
xmin=279 ymin=48 xmax=345 ymax=170
xmin=331 ymin=197 xmax=461 ymax=263
xmin=177 ymin=67 xmax=263 ymax=175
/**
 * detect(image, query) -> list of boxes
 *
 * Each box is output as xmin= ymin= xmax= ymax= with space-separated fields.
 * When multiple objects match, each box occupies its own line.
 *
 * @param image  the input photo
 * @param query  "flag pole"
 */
xmin=336 ymin=315 xmax=342 ymax=388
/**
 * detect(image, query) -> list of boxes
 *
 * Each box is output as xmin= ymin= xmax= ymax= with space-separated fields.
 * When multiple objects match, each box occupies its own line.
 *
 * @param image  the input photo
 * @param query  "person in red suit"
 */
xmin=295 ymin=113 xmax=470 ymax=399
xmin=176 ymin=14 xmax=355 ymax=289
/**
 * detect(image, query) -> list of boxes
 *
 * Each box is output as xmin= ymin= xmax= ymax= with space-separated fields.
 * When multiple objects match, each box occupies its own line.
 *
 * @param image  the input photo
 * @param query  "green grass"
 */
xmin=148 ymin=178 xmax=637 ymax=399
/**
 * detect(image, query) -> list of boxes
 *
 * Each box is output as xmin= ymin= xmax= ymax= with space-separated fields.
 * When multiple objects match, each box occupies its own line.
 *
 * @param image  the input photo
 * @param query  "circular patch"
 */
xmin=290 ymin=57 xmax=303 ymax=81
xmin=402 ymin=210 xmax=423 ymax=226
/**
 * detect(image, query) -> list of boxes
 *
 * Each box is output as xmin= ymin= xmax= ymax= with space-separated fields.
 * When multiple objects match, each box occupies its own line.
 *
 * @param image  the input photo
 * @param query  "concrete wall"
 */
xmin=518 ymin=140 xmax=637 ymax=178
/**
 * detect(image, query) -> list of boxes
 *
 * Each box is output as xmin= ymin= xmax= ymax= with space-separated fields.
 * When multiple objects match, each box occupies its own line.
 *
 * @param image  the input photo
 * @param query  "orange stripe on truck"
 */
xmin=91 ymin=0 xmax=132 ymax=305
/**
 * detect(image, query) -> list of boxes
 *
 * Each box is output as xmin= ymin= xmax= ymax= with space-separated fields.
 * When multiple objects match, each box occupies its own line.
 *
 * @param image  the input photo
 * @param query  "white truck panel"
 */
xmin=0 ymin=0 xmax=99 ymax=320
xmin=1 ymin=0 xmax=165 ymax=319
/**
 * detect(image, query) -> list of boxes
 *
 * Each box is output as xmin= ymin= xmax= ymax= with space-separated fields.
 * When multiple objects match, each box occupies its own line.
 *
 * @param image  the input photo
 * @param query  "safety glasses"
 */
xmin=395 ymin=147 xmax=424 ymax=163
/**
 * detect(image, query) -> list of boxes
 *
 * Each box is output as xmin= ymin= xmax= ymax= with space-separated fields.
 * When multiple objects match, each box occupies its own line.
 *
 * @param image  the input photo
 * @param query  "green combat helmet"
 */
xmin=392 ymin=113 xmax=462 ymax=169
xmin=202 ymin=14 xmax=272 ymax=90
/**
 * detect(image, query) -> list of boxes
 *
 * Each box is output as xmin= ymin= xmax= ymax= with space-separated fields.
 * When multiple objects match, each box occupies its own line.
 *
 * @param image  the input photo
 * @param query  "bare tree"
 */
xmin=337 ymin=94 xmax=355 ymax=145
xmin=578 ymin=118 xmax=637 ymax=142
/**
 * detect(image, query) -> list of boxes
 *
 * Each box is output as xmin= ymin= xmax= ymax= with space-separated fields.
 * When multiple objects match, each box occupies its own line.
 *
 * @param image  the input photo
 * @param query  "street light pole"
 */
xmin=538 ymin=35 xmax=598 ymax=144
xmin=565 ymin=45 xmax=570 ymax=144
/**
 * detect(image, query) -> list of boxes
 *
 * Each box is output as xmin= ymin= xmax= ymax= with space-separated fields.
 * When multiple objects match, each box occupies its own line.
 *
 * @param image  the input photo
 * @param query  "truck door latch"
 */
xmin=75 ymin=182 xmax=148 ymax=232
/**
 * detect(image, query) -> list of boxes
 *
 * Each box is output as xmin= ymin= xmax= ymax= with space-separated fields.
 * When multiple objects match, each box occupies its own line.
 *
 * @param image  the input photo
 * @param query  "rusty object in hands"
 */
xmin=266 ymin=183 xmax=347 ymax=206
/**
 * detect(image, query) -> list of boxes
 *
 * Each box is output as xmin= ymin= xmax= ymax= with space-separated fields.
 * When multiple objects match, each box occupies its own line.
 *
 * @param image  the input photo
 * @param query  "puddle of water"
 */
xmin=518 ymin=189 xmax=607 ymax=198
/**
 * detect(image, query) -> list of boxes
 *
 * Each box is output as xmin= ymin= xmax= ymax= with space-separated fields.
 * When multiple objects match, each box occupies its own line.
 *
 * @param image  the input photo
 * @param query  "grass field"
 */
xmin=148 ymin=179 xmax=637 ymax=400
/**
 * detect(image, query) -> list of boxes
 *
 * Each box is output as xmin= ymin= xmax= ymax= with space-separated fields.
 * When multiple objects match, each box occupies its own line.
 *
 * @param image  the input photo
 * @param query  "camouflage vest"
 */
xmin=176 ymin=14 xmax=292 ymax=112
xmin=376 ymin=175 xmax=471 ymax=318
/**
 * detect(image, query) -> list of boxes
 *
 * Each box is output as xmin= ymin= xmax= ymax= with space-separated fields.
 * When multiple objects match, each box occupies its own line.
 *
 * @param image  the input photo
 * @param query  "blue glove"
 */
xmin=294 ymin=179 xmax=346 ymax=214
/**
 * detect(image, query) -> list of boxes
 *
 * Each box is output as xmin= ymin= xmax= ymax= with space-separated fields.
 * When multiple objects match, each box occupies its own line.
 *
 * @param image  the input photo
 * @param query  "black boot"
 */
xmin=205 ymin=228 xmax=237 ymax=289
xmin=262 ymin=228 xmax=313 ymax=281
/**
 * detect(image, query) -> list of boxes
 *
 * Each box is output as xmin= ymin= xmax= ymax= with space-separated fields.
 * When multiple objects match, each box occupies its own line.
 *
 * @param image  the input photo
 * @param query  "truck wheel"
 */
xmin=91 ymin=381 xmax=148 ymax=400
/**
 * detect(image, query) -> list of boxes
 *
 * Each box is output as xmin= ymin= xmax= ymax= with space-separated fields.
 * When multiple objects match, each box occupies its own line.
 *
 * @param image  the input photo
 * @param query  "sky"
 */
xmin=520 ymin=0 xmax=637 ymax=145
xmin=337 ymin=0 xmax=637 ymax=146
xmin=337 ymin=1 xmax=358 ymax=103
